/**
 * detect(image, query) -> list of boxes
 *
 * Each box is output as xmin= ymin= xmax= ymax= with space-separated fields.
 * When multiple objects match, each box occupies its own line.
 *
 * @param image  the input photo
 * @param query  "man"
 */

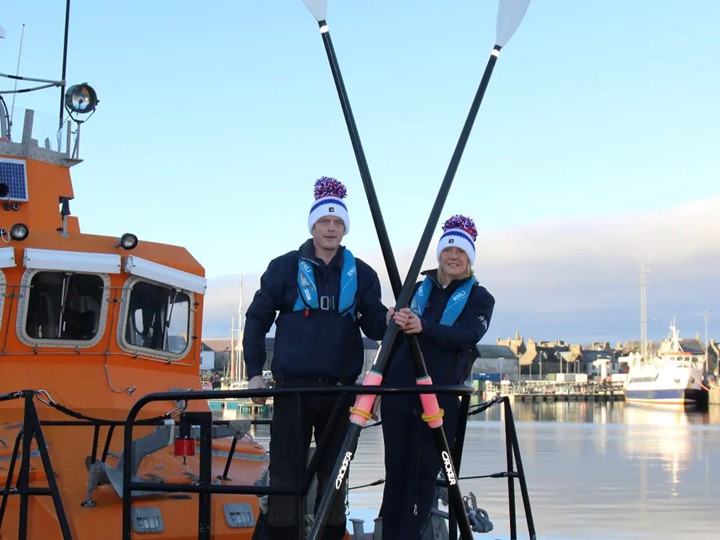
xmin=243 ymin=176 xmax=389 ymax=540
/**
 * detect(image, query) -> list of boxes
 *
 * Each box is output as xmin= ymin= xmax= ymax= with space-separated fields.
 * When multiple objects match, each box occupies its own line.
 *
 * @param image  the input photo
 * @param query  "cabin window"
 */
xmin=22 ymin=271 xmax=105 ymax=342
xmin=122 ymin=279 xmax=191 ymax=356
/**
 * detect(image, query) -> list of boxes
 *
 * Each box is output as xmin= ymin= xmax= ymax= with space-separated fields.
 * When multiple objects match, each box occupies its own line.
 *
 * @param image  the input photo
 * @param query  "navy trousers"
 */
xmin=379 ymin=393 xmax=461 ymax=540
xmin=263 ymin=381 xmax=352 ymax=540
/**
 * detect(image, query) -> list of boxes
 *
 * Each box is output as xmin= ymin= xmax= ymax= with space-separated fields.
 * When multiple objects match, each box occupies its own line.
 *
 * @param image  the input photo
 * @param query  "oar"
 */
xmin=301 ymin=0 xmax=443 ymax=414
xmin=302 ymin=1 xmax=533 ymax=539
xmin=302 ymin=0 xmax=402 ymax=296
xmin=301 ymin=0 xmax=473 ymax=537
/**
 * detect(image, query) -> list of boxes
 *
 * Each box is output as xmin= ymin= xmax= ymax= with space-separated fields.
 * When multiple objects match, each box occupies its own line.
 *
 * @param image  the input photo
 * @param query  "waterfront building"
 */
xmin=473 ymin=344 xmax=519 ymax=383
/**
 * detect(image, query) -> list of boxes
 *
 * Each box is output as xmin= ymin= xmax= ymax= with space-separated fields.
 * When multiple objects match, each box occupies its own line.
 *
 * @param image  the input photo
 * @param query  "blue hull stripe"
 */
xmin=625 ymin=388 xmax=705 ymax=403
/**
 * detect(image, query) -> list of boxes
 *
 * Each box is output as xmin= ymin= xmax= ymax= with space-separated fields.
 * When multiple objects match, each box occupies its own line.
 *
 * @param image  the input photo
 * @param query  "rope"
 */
xmin=348 ymin=479 xmax=384 ymax=491
xmin=468 ymin=395 xmax=501 ymax=417
xmin=34 ymin=390 xmax=179 ymax=425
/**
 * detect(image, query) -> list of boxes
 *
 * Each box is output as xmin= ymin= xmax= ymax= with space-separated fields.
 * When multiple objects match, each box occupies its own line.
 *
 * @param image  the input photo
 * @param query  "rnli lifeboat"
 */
xmin=0 ymin=73 xmax=271 ymax=539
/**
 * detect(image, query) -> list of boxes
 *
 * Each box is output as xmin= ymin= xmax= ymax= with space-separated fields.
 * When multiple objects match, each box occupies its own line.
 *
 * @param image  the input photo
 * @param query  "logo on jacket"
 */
xmin=478 ymin=315 xmax=488 ymax=331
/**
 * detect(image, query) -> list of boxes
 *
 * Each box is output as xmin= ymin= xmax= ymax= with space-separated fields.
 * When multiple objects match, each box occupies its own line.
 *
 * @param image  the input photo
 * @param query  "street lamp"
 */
xmin=700 ymin=311 xmax=711 ymax=373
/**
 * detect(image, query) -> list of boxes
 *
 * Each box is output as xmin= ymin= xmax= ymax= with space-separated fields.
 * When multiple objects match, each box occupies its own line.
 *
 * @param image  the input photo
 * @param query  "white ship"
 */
xmin=622 ymin=322 xmax=708 ymax=407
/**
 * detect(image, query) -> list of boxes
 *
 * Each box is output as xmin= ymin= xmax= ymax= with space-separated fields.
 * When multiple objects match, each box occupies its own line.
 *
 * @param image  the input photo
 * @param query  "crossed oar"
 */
xmin=301 ymin=1 xmax=533 ymax=538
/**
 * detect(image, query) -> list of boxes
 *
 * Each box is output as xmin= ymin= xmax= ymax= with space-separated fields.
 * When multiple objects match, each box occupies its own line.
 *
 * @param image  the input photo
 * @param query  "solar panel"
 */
xmin=0 ymin=158 xmax=29 ymax=202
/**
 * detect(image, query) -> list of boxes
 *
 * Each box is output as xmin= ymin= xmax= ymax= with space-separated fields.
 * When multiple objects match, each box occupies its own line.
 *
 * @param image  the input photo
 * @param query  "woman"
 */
xmin=379 ymin=215 xmax=495 ymax=539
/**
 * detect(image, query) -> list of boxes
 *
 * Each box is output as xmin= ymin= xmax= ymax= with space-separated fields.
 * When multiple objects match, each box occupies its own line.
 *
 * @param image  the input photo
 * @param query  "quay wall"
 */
xmin=484 ymin=380 xmax=625 ymax=402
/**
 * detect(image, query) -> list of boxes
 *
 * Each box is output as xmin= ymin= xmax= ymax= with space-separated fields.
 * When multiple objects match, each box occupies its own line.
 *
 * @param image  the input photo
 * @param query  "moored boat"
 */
xmin=622 ymin=321 xmax=708 ymax=408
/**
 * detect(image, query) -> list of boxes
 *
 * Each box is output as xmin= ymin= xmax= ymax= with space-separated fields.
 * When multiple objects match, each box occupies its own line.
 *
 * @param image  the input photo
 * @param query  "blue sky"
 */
xmin=3 ymin=1 xmax=719 ymax=346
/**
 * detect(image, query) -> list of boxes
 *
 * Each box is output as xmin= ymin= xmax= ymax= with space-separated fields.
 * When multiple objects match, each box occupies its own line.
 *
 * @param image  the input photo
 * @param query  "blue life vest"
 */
xmin=293 ymin=249 xmax=358 ymax=317
xmin=410 ymin=276 xmax=476 ymax=326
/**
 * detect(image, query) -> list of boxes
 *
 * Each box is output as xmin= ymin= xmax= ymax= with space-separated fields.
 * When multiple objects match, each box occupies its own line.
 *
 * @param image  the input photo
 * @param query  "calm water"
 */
xmin=242 ymin=401 xmax=720 ymax=539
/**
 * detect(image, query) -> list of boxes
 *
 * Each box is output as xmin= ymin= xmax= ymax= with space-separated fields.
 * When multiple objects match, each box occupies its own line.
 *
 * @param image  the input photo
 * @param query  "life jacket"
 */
xmin=292 ymin=249 xmax=358 ymax=317
xmin=410 ymin=276 xmax=476 ymax=326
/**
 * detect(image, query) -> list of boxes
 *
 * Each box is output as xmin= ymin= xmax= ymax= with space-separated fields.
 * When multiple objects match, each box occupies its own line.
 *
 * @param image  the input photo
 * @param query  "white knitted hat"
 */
xmin=436 ymin=214 xmax=477 ymax=265
xmin=307 ymin=176 xmax=350 ymax=234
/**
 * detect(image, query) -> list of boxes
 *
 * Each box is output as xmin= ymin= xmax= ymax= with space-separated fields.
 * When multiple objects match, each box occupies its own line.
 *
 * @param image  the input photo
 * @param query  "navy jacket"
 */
xmin=243 ymin=239 xmax=387 ymax=381
xmin=385 ymin=270 xmax=495 ymax=386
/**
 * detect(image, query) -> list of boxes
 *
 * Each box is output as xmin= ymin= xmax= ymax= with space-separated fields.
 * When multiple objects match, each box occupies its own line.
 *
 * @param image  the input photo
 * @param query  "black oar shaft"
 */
xmin=319 ymin=23 xmax=433 ymax=385
xmin=371 ymin=46 xmax=502 ymax=376
xmin=319 ymin=25 xmax=402 ymax=296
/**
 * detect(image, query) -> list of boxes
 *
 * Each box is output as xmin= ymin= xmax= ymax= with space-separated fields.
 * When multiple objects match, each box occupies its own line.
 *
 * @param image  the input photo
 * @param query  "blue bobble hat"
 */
xmin=308 ymin=176 xmax=350 ymax=234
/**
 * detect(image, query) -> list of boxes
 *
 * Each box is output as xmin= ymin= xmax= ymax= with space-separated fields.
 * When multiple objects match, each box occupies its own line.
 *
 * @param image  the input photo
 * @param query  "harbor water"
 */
xmin=237 ymin=400 xmax=720 ymax=539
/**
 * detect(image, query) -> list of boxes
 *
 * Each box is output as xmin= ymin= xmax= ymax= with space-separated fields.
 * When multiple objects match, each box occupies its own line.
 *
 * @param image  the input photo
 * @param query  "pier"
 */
xmin=484 ymin=380 xmax=625 ymax=402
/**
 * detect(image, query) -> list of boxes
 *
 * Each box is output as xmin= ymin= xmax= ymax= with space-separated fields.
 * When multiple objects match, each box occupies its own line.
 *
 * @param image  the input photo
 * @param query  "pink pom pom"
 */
xmin=313 ymin=176 xmax=348 ymax=200
xmin=442 ymin=214 xmax=477 ymax=241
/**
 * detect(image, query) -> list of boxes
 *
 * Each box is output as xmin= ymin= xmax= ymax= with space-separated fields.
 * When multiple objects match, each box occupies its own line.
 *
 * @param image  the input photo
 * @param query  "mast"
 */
xmin=237 ymin=274 xmax=244 ymax=382
xmin=229 ymin=314 xmax=236 ymax=384
xmin=58 ymin=0 xmax=71 ymax=130
xmin=640 ymin=263 xmax=648 ymax=359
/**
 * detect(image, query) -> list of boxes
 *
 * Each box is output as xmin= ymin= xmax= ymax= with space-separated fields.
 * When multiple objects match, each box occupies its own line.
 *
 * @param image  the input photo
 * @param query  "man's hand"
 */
xmin=248 ymin=375 xmax=267 ymax=405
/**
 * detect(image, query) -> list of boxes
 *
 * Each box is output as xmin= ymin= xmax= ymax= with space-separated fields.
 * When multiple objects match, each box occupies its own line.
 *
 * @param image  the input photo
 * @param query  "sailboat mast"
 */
xmin=640 ymin=263 xmax=648 ymax=359
xmin=238 ymin=274 xmax=244 ymax=381
xmin=230 ymin=314 xmax=236 ymax=383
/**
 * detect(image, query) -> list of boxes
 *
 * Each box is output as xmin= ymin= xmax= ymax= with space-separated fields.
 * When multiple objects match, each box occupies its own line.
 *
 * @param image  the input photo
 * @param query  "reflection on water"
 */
xmin=460 ymin=401 xmax=720 ymax=539
xmin=471 ymin=396 xmax=717 ymax=425
xmin=226 ymin=401 xmax=720 ymax=539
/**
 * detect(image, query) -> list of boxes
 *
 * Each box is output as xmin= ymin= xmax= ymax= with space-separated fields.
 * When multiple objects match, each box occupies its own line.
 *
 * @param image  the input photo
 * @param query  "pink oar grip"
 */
xmin=417 ymin=376 xmax=444 ymax=428
xmin=349 ymin=371 xmax=384 ymax=426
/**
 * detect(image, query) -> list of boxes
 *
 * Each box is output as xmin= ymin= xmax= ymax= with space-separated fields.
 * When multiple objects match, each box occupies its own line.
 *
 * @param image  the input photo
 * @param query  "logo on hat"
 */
xmin=329 ymin=207 xmax=335 ymax=212
xmin=448 ymin=238 xmax=455 ymax=244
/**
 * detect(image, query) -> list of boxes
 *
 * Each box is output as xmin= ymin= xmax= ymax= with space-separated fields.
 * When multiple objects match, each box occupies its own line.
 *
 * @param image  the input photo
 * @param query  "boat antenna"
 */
xmin=58 ymin=0 xmax=72 ymax=131
xmin=8 ymin=23 xmax=26 ymax=133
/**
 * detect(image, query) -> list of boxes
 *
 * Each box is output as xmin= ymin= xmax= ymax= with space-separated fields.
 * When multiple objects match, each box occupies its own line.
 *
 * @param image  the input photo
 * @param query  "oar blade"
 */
xmin=496 ymin=0 xmax=532 ymax=47
xmin=302 ymin=0 xmax=328 ymax=22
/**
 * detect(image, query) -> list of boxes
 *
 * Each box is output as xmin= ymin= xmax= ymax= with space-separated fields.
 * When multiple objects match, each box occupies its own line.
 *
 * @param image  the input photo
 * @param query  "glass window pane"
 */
xmin=25 ymin=271 xmax=104 ymax=340
xmin=124 ymin=280 xmax=190 ymax=355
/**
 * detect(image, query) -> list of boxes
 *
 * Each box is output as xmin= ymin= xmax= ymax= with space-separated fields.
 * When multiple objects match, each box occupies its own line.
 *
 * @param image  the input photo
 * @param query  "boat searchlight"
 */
xmin=117 ymin=233 xmax=139 ymax=251
xmin=64 ymin=83 xmax=99 ymax=117
xmin=10 ymin=223 xmax=29 ymax=241
xmin=0 ymin=223 xmax=29 ymax=242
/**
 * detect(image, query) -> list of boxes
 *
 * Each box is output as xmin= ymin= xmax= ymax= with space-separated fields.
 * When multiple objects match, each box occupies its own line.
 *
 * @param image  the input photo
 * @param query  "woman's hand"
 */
xmin=393 ymin=307 xmax=423 ymax=334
